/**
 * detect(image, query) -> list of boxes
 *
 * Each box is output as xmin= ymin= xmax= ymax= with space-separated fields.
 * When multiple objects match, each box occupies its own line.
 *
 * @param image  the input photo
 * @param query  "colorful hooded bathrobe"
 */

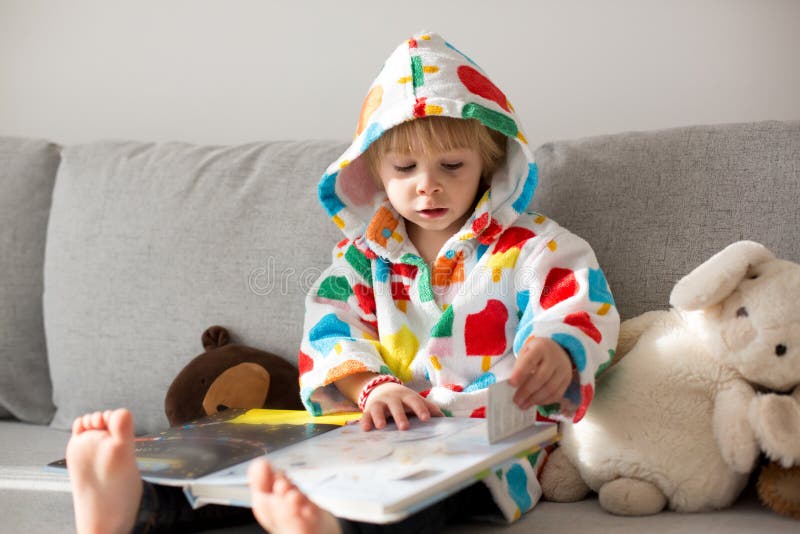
xmin=298 ymin=32 xmax=620 ymax=522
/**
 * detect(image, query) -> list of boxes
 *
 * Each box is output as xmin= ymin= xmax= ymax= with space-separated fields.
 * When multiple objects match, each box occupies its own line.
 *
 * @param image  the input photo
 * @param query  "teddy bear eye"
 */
xmin=748 ymin=274 xmax=759 ymax=280
xmin=736 ymin=307 xmax=748 ymax=318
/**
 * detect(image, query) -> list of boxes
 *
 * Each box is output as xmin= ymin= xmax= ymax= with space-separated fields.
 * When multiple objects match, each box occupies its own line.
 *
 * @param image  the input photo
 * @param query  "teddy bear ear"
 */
xmin=202 ymin=326 xmax=230 ymax=351
xmin=669 ymin=241 xmax=775 ymax=311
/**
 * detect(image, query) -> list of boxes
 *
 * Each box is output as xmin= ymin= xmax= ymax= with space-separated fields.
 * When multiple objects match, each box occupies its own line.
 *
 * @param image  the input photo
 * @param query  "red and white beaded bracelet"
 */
xmin=357 ymin=374 xmax=402 ymax=412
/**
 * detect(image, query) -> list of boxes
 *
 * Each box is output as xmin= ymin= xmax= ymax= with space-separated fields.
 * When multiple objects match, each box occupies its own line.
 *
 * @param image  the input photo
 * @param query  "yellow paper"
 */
xmin=230 ymin=409 xmax=361 ymax=426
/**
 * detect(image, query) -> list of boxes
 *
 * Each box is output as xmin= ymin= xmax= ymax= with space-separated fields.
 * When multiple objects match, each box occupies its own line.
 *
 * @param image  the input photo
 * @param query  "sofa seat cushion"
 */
xmin=0 ymin=421 xmax=70 ymax=491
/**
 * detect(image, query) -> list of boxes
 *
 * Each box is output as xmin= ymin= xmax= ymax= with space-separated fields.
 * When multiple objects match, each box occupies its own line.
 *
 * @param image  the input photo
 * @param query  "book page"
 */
xmin=189 ymin=416 xmax=557 ymax=523
xmin=487 ymin=380 xmax=541 ymax=444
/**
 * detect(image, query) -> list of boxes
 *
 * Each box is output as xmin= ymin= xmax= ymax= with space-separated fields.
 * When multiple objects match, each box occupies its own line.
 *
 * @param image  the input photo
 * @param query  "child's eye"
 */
xmin=393 ymin=164 xmax=416 ymax=172
xmin=442 ymin=162 xmax=463 ymax=171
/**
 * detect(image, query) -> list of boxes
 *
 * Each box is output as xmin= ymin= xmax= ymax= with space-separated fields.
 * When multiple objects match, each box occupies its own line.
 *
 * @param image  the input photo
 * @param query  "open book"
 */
xmin=185 ymin=414 xmax=557 ymax=523
xmin=46 ymin=409 xmax=360 ymax=482
xmin=49 ymin=393 xmax=557 ymax=523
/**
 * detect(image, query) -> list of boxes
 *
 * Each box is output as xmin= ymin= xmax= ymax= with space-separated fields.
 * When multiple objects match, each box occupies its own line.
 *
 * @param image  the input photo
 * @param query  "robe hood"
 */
xmin=318 ymin=32 xmax=538 ymax=261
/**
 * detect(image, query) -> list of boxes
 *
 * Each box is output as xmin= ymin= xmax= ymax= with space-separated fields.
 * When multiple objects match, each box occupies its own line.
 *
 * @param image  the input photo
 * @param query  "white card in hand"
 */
xmin=487 ymin=380 xmax=539 ymax=444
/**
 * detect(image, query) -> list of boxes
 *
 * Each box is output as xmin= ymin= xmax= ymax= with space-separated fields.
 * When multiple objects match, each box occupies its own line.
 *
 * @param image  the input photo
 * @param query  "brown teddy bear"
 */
xmin=164 ymin=326 xmax=304 ymax=426
xmin=757 ymin=462 xmax=800 ymax=519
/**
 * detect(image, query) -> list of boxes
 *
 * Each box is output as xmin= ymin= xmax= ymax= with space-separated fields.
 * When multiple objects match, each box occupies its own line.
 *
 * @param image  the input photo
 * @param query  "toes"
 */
xmin=248 ymin=459 xmax=275 ymax=492
xmin=72 ymin=416 xmax=84 ymax=435
xmin=286 ymin=487 xmax=308 ymax=510
xmin=298 ymin=500 xmax=318 ymax=523
xmin=91 ymin=411 xmax=104 ymax=428
xmin=108 ymin=409 xmax=135 ymax=441
xmin=256 ymin=468 xmax=300 ymax=500
xmin=83 ymin=411 xmax=104 ymax=430
xmin=72 ymin=409 xmax=135 ymax=439
xmin=272 ymin=473 xmax=294 ymax=496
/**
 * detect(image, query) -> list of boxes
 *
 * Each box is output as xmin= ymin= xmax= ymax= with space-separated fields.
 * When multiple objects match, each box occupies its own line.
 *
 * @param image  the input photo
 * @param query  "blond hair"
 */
xmin=364 ymin=117 xmax=507 ymax=181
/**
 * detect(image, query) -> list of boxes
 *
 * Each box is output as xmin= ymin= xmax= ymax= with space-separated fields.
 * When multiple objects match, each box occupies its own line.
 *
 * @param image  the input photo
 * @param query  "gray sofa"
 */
xmin=1 ymin=120 xmax=798 ymax=533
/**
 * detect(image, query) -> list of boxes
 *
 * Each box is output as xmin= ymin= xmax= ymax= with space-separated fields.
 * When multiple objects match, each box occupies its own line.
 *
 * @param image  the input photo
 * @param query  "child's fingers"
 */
xmin=425 ymin=399 xmax=444 ymax=417
xmin=369 ymin=405 xmax=388 ymax=429
xmin=518 ymin=357 xmax=565 ymax=408
xmin=362 ymin=386 xmax=443 ymax=431
xmin=359 ymin=411 xmax=375 ymax=431
xmin=531 ymin=377 xmax=571 ymax=404
xmin=407 ymin=395 xmax=444 ymax=421
xmin=403 ymin=395 xmax=432 ymax=422
xmin=527 ymin=375 xmax=564 ymax=407
xmin=513 ymin=363 xmax=554 ymax=406
xmin=522 ymin=367 xmax=572 ymax=407
xmin=509 ymin=342 xmax=542 ymax=387
xmin=386 ymin=398 xmax=410 ymax=430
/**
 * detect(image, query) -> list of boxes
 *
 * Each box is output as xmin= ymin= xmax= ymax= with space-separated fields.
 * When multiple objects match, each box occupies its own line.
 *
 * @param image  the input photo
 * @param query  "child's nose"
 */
xmin=416 ymin=171 xmax=442 ymax=194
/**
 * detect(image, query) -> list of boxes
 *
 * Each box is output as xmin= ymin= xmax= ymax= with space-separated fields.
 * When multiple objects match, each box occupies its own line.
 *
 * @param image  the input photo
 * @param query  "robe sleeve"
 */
xmin=298 ymin=239 xmax=391 ymax=415
xmin=512 ymin=229 xmax=620 ymax=422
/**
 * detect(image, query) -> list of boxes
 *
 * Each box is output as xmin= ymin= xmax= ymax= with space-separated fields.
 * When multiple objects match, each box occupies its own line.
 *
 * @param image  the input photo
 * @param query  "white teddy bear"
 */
xmin=540 ymin=240 xmax=800 ymax=515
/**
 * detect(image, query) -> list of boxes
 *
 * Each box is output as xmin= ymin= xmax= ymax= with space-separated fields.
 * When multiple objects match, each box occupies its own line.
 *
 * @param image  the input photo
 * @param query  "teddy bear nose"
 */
xmin=775 ymin=344 xmax=787 ymax=356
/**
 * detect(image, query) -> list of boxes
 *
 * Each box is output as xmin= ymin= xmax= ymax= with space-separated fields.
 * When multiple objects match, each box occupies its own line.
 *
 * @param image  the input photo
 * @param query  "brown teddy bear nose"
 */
xmin=775 ymin=344 xmax=787 ymax=356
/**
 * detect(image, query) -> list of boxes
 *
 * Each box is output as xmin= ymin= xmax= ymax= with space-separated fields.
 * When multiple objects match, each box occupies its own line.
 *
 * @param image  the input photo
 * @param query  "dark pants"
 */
xmin=133 ymin=480 xmax=498 ymax=533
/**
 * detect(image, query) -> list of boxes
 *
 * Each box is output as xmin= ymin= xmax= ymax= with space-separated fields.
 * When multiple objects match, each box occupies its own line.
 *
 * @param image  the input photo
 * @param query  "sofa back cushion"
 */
xmin=532 ymin=120 xmax=800 ymax=319
xmin=0 ymin=137 xmax=60 ymax=424
xmin=44 ymin=141 xmax=346 ymax=433
xmin=43 ymin=120 xmax=800 ymax=434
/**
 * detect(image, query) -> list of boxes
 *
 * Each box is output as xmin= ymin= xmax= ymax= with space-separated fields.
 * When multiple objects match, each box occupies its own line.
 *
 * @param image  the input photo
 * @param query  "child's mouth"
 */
xmin=418 ymin=208 xmax=448 ymax=218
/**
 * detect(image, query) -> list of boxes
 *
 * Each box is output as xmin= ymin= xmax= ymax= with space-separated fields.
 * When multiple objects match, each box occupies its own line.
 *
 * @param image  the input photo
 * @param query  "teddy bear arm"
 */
xmin=714 ymin=380 xmax=759 ymax=474
xmin=749 ymin=388 xmax=800 ymax=468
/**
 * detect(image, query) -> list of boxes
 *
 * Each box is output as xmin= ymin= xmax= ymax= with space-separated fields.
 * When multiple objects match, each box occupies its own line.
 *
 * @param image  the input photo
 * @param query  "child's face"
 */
xmin=376 ymin=146 xmax=483 ymax=237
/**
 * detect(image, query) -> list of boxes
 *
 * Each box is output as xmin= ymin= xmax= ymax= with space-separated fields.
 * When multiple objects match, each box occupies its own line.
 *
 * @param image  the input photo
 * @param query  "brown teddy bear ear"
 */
xmin=202 ymin=326 xmax=230 ymax=351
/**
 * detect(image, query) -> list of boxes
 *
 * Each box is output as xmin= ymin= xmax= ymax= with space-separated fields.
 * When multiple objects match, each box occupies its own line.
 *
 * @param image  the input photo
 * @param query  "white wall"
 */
xmin=1 ymin=0 xmax=799 ymax=147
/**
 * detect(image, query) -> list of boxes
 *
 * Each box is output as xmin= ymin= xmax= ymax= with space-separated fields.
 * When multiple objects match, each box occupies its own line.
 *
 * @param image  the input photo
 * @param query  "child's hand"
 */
xmin=509 ymin=337 xmax=573 ymax=410
xmin=361 ymin=382 xmax=444 ymax=431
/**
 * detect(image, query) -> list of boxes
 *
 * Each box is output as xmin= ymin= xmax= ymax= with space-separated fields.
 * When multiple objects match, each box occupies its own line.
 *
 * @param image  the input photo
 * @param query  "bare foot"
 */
xmin=248 ymin=459 xmax=342 ymax=534
xmin=66 ymin=409 xmax=143 ymax=534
